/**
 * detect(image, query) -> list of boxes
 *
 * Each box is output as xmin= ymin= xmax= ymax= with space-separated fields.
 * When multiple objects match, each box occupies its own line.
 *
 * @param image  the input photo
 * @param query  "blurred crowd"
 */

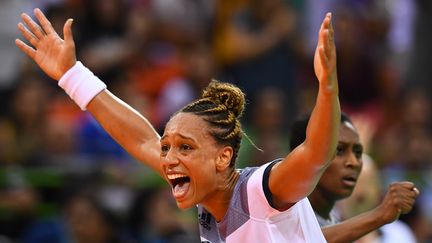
xmin=0 ymin=0 xmax=431 ymax=242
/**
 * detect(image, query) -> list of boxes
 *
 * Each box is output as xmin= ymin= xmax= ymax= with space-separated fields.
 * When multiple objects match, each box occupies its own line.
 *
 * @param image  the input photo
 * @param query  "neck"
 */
xmin=201 ymin=169 xmax=240 ymax=222
xmin=308 ymin=188 xmax=336 ymax=220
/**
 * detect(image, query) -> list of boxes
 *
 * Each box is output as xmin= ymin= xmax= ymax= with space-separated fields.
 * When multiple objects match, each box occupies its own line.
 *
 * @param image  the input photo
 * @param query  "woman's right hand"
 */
xmin=15 ymin=8 xmax=76 ymax=81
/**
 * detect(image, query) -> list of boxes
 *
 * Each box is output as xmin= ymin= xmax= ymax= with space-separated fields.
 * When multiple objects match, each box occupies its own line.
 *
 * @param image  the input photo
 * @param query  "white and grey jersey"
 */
xmin=198 ymin=160 xmax=327 ymax=243
xmin=315 ymin=210 xmax=340 ymax=227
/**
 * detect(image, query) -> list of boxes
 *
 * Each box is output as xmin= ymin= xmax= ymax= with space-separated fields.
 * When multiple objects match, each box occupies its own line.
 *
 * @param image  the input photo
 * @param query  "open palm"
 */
xmin=314 ymin=13 xmax=337 ymax=89
xmin=15 ymin=8 xmax=76 ymax=81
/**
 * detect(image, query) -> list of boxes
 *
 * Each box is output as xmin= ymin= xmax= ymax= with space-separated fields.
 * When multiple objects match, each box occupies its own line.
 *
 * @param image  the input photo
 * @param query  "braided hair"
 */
xmin=180 ymin=80 xmax=245 ymax=167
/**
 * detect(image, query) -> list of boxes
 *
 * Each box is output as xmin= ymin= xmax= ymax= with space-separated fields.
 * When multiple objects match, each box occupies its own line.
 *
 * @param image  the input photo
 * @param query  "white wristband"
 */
xmin=58 ymin=61 xmax=107 ymax=110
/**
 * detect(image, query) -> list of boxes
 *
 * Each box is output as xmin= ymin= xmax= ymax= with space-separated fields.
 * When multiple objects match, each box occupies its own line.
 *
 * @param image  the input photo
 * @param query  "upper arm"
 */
xmin=268 ymin=143 xmax=329 ymax=209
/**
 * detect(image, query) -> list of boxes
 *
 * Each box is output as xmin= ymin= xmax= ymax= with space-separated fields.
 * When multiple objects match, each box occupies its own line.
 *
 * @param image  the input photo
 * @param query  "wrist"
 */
xmin=371 ymin=205 xmax=392 ymax=225
xmin=319 ymin=80 xmax=339 ymax=96
xmin=58 ymin=60 xmax=77 ymax=80
xmin=58 ymin=61 xmax=107 ymax=110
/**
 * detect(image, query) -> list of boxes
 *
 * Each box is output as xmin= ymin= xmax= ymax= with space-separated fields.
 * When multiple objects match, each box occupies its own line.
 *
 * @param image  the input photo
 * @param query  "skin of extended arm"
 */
xmin=270 ymin=82 xmax=340 ymax=207
xmin=87 ymin=90 xmax=163 ymax=176
xmin=321 ymin=208 xmax=385 ymax=243
xmin=15 ymin=9 xmax=164 ymax=177
xmin=269 ymin=14 xmax=340 ymax=208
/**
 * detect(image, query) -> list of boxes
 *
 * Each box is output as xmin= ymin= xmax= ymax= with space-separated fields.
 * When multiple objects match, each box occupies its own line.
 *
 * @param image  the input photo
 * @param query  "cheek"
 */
xmin=320 ymin=163 xmax=343 ymax=186
xmin=190 ymin=147 xmax=219 ymax=169
xmin=319 ymin=171 xmax=338 ymax=188
xmin=358 ymin=160 xmax=364 ymax=170
xmin=190 ymin=154 xmax=218 ymax=194
xmin=327 ymin=159 xmax=344 ymax=174
xmin=192 ymin=163 xmax=214 ymax=182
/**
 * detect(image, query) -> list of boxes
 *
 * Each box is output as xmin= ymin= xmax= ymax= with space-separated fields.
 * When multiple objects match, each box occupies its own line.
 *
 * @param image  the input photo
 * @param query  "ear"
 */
xmin=216 ymin=146 xmax=233 ymax=171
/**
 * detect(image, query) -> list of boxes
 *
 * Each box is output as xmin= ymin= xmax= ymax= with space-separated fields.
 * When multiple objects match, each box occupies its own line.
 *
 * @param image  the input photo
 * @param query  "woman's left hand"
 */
xmin=314 ymin=13 xmax=337 ymax=91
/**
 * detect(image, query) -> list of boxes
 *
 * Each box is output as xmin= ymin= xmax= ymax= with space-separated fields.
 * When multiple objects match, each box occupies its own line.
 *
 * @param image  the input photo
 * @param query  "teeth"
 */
xmin=167 ymin=174 xmax=188 ymax=180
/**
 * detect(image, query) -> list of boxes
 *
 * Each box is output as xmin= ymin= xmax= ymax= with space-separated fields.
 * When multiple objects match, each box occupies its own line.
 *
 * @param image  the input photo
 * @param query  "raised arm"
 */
xmin=322 ymin=182 xmax=419 ymax=243
xmin=15 ymin=8 xmax=163 ymax=176
xmin=269 ymin=13 xmax=340 ymax=208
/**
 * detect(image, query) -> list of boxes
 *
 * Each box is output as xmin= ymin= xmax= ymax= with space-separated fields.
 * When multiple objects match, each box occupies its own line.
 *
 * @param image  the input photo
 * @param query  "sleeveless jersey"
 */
xmin=198 ymin=160 xmax=327 ymax=243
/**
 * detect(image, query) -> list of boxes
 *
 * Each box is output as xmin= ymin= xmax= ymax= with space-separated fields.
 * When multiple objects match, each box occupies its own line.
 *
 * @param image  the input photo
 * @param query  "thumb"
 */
xmin=63 ymin=18 xmax=74 ymax=44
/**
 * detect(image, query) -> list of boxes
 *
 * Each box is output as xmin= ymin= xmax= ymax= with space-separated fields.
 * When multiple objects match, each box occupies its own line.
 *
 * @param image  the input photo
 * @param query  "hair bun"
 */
xmin=202 ymin=80 xmax=245 ymax=118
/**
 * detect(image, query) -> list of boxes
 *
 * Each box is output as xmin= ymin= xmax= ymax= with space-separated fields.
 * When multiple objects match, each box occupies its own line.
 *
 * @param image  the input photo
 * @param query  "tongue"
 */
xmin=173 ymin=181 xmax=190 ymax=198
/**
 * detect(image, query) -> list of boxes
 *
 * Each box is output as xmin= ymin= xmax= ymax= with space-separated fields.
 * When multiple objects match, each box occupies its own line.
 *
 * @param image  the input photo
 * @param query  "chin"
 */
xmin=336 ymin=190 xmax=354 ymax=200
xmin=176 ymin=200 xmax=194 ymax=210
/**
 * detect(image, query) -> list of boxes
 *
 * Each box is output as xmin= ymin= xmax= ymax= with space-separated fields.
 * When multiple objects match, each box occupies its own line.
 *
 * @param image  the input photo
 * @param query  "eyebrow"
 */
xmin=160 ymin=133 xmax=197 ymax=142
xmin=353 ymin=144 xmax=363 ymax=151
xmin=338 ymin=141 xmax=363 ymax=149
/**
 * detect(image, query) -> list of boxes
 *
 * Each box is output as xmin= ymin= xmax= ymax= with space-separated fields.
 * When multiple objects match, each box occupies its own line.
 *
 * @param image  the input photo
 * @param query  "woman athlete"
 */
xmin=16 ymin=8 xmax=339 ymax=242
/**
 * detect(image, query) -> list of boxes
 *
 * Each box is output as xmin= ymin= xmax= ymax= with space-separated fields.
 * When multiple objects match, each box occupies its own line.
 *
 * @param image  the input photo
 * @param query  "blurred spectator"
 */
xmin=374 ymin=89 xmax=432 ymax=168
xmin=213 ymin=0 xmax=300 ymax=125
xmin=41 ymin=92 xmax=82 ymax=167
xmin=123 ymin=4 xmax=186 ymax=130
xmin=9 ymin=75 xmax=51 ymax=166
xmin=0 ymin=168 xmax=38 ymax=242
xmin=0 ymin=0 xmax=30 ymax=91
xmin=23 ymin=191 xmax=124 ymax=243
xmin=79 ymin=0 xmax=133 ymax=81
xmin=64 ymin=192 xmax=123 ymax=243
xmin=127 ymin=187 xmax=199 ymax=243
xmin=237 ymin=87 xmax=289 ymax=167
xmin=400 ymin=203 xmax=432 ymax=243
xmin=405 ymin=0 xmax=432 ymax=94
xmin=333 ymin=5 xmax=385 ymax=118
xmin=386 ymin=0 xmax=416 ymax=75
xmin=156 ymin=43 xmax=216 ymax=127
xmin=0 ymin=118 xmax=18 ymax=165
xmin=374 ymin=89 xmax=432 ymax=232
xmin=149 ymin=0 xmax=215 ymax=43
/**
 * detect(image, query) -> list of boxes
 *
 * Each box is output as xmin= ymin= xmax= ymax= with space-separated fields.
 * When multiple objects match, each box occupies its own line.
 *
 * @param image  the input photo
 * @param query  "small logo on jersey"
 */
xmin=198 ymin=212 xmax=212 ymax=231
xmin=200 ymin=235 xmax=212 ymax=243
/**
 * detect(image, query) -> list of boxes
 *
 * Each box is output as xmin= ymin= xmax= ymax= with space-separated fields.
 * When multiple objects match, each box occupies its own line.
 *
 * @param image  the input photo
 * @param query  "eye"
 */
xmin=336 ymin=144 xmax=345 ymax=156
xmin=180 ymin=144 xmax=193 ymax=151
xmin=353 ymin=145 xmax=363 ymax=159
xmin=354 ymin=151 xmax=362 ymax=159
xmin=161 ymin=144 xmax=170 ymax=156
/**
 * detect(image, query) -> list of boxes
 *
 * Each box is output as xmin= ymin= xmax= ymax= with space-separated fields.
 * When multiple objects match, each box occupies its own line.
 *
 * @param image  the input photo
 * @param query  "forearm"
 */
xmin=263 ymin=13 xmax=340 ymax=205
xmin=322 ymin=209 xmax=384 ymax=243
xmin=87 ymin=90 xmax=162 ymax=174
xmin=56 ymin=61 xmax=163 ymax=174
xmin=305 ymin=11 xmax=340 ymax=169
xmin=306 ymin=79 xmax=340 ymax=166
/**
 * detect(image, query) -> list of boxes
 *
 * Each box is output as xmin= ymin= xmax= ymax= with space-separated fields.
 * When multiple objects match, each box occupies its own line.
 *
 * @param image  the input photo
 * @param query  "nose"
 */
xmin=345 ymin=152 xmax=362 ymax=169
xmin=161 ymin=150 xmax=180 ymax=168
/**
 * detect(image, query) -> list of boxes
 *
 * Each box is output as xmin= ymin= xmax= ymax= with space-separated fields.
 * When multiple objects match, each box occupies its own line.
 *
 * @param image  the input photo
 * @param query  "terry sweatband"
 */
xmin=58 ymin=61 xmax=107 ymax=110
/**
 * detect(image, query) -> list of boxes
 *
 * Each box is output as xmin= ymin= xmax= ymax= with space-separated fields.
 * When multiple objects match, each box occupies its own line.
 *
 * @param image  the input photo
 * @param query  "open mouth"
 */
xmin=342 ymin=176 xmax=357 ymax=187
xmin=167 ymin=174 xmax=191 ymax=199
